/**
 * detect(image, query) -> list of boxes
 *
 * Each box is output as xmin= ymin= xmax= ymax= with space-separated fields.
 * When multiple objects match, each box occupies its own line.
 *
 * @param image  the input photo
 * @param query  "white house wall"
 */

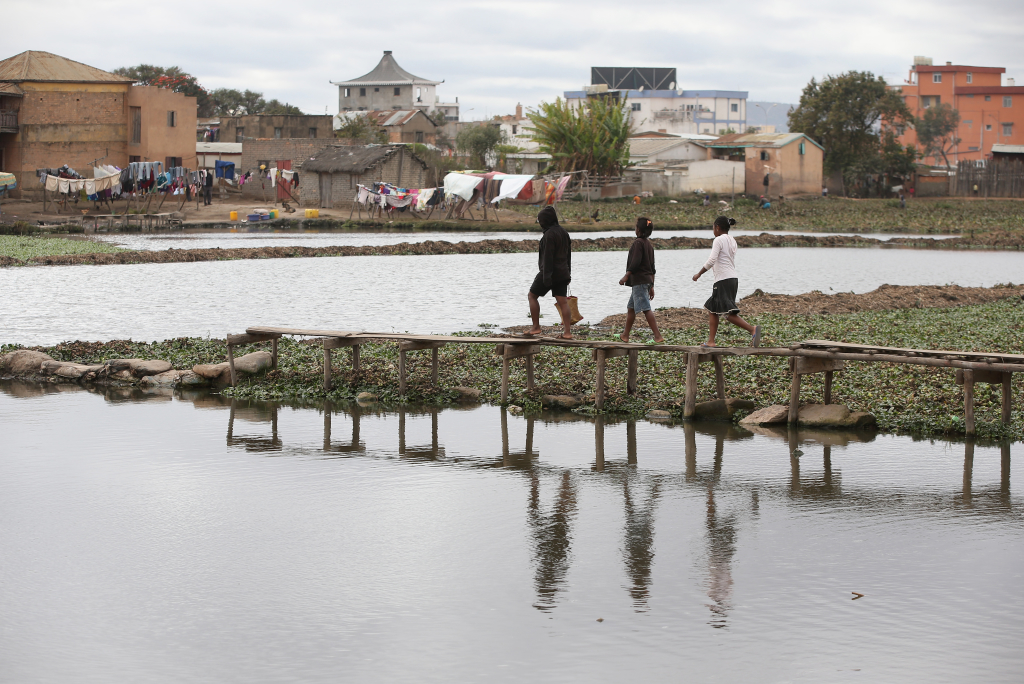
xmin=640 ymin=159 xmax=745 ymax=195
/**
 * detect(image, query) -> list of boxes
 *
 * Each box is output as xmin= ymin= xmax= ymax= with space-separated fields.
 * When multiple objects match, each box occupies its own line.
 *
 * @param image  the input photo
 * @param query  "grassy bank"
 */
xmin=6 ymin=297 xmax=1022 ymax=441
xmin=510 ymin=196 xmax=1024 ymax=234
xmin=0 ymin=235 xmax=125 ymax=260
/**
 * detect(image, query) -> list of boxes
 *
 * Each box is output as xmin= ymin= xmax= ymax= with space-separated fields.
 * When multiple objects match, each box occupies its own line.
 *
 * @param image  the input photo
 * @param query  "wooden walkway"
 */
xmin=225 ymin=326 xmax=1024 ymax=436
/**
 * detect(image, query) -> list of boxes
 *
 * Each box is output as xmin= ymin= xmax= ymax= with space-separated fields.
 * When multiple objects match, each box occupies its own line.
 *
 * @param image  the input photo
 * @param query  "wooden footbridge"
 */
xmin=225 ymin=326 xmax=1023 ymax=436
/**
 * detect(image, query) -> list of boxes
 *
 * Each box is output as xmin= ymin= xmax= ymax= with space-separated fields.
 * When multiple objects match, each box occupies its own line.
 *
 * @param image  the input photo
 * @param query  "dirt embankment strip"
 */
xmin=598 ymin=284 xmax=1024 ymax=330
xmin=3 ymin=232 xmax=1023 ymax=268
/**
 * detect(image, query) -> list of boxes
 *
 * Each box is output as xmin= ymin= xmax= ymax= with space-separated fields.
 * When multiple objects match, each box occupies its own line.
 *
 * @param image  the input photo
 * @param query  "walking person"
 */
xmin=618 ymin=217 xmax=664 ymax=343
xmin=203 ymin=168 xmax=213 ymax=206
xmin=526 ymin=206 xmax=573 ymax=339
xmin=692 ymin=216 xmax=762 ymax=347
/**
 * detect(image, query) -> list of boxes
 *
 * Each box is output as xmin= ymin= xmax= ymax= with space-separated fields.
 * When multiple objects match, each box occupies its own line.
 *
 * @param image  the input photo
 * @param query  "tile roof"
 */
xmin=300 ymin=144 xmax=428 ymax=174
xmin=628 ymin=138 xmax=702 ymax=157
xmin=0 ymin=51 xmax=131 ymax=84
xmin=703 ymin=132 xmax=823 ymax=150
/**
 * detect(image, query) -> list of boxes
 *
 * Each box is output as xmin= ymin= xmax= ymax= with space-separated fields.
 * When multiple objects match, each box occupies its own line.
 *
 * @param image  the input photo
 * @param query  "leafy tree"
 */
xmin=262 ymin=99 xmax=304 ymax=116
xmin=915 ymin=103 xmax=961 ymax=168
xmin=335 ymin=113 xmax=389 ymax=144
xmin=456 ymin=124 xmax=503 ymax=168
xmin=788 ymin=71 xmax=912 ymax=191
xmin=525 ymin=96 xmax=634 ymax=175
xmin=210 ymin=88 xmax=267 ymax=117
xmin=114 ymin=64 xmax=214 ymax=116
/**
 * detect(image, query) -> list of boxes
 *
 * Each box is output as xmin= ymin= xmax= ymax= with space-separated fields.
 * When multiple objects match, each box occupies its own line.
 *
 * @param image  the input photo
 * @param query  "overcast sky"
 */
xmin=5 ymin=0 xmax=1023 ymax=121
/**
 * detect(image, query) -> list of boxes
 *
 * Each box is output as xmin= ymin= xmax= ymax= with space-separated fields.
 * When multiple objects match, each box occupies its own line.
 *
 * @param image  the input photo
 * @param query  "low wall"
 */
xmin=640 ymin=160 xmax=745 ymax=196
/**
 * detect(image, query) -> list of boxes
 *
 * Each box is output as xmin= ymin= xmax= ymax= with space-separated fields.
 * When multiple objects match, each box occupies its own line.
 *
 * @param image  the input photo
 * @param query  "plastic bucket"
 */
xmin=247 ymin=214 xmax=260 ymax=222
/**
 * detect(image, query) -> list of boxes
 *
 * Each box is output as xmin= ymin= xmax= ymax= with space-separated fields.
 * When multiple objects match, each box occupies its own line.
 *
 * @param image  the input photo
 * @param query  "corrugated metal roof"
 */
xmin=196 ymin=142 xmax=243 ymax=154
xmin=331 ymin=51 xmax=440 ymax=87
xmin=0 ymin=82 xmax=24 ymax=96
xmin=300 ymin=144 xmax=428 ymax=174
xmin=703 ymin=132 xmax=823 ymax=151
xmin=0 ymin=51 xmax=131 ymax=84
xmin=628 ymin=138 xmax=700 ymax=157
xmin=992 ymin=143 xmax=1024 ymax=154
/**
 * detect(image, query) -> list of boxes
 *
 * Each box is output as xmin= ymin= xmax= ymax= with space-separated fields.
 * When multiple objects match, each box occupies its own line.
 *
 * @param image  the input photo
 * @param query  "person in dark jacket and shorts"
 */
xmin=692 ymin=216 xmax=762 ymax=347
xmin=203 ymin=169 xmax=213 ymax=206
xmin=527 ymin=206 xmax=573 ymax=339
xmin=618 ymin=217 xmax=664 ymax=343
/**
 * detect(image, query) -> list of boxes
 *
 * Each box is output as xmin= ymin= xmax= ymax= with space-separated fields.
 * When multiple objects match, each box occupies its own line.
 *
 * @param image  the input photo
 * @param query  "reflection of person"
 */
xmin=693 ymin=216 xmax=762 ymax=347
xmin=529 ymin=470 xmax=577 ymax=611
xmin=618 ymin=217 xmax=664 ymax=343
xmin=527 ymin=206 xmax=573 ymax=339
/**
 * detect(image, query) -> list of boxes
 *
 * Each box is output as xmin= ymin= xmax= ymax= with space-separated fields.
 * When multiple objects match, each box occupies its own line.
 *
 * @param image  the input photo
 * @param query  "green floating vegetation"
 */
xmin=510 ymin=196 xmax=1024 ymax=234
xmin=0 ymin=235 xmax=126 ymax=260
xmin=6 ymin=298 xmax=1022 ymax=441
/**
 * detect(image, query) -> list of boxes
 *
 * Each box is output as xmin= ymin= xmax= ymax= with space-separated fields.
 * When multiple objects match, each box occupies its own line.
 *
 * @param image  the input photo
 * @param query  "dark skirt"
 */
xmin=704 ymin=277 xmax=739 ymax=315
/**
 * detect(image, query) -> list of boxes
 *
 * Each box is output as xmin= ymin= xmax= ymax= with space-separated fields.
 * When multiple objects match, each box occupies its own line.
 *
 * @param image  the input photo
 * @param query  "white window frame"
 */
xmin=1004 ymin=96 xmax=1013 ymax=107
xmin=1003 ymin=123 xmax=1013 ymax=136
xmin=933 ymin=73 xmax=942 ymax=83
xmin=966 ymin=72 xmax=973 ymax=83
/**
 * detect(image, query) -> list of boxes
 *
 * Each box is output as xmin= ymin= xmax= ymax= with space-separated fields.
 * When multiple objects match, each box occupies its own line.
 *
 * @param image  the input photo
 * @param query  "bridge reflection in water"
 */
xmin=219 ymin=396 xmax=1015 ymax=626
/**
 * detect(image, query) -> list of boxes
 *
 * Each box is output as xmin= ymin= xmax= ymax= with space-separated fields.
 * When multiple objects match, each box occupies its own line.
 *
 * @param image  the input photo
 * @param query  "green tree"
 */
xmin=114 ymin=64 xmax=214 ymax=116
xmin=210 ymin=88 xmax=267 ymax=116
xmin=915 ymin=103 xmax=961 ymax=168
xmin=262 ymin=99 xmax=304 ymax=116
xmin=525 ymin=96 xmax=634 ymax=176
xmin=456 ymin=124 xmax=503 ymax=168
xmin=788 ymin=71 xmax=912 ymax=192
xmin=335 ymin=113 xmax=388 ymax=144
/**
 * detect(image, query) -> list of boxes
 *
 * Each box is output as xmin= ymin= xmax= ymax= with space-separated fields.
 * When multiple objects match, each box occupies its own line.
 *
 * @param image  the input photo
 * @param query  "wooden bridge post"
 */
xmin=498 ymin=343 xmax=541 ymax=404
xmin=712 ymin=355 xmax=726 ymax=401
xmin=323 ymin=344 xmax=333 ymax=390
xmin=1003 ymin=373 xmax=1013 ymax=424
xmin=684 ymin=352 xmax=699 ymax=418
xmin=963 ymin=369 xmax=975 ymax=435
xmin=627 ymin=350 xmax=638 ymax=395
xmin=526 ymin=356 xmax=535 ymax=390
xmin=594 ymin=416 xmax=605 ymax=472
xmin=788 ymin=370 xmax=801 ymax=424
xmin=595 ymin=349 xmax=607 ymax=410
xmin=352 ymin=345 xmax=360 ymax=373
xmin=399 ymin=348 xmax=407 ymax=394
xmin=431 ymin=347 xmax=439 ymax=386
xmin=226 ymin=341 xmax=237 ymax=387
xmin=824 ymin=370 xmax=834 ymax=405
xmin=271 ymin=338 xmax=279 ymax=370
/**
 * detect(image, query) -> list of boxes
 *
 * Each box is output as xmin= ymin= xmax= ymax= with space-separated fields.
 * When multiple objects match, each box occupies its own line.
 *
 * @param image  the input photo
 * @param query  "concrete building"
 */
xmin=565 ymin=67 xmax=747 ymax=137
xmin=334 ymin=109 xmax=438 ymax=145
xmin=196 ymin=142 xmax=243 ymax=171
xmin=701 ymin=132 xmax=824 ymax=196
xmin=890 ymin=56 xmax=1023 ymax=163
xmin=638 ymin=159 xmax=745 ymax=196
xmin=333 ymin=51 xmax=460 ymax=121
xmin=0 ymin=50 xmax=196 ymax=196
xmin=216 ymin=114 xmax=333 ymax=143
xmin=628 ymin=135 xmax=716 ymax=165
xmin=298 ymin=144 xmax=428 ymax=208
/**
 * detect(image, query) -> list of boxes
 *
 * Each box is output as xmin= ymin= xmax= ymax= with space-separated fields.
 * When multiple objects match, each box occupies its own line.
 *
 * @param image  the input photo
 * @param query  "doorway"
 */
xmin=319 ymin=172 xmax=332 ymax=208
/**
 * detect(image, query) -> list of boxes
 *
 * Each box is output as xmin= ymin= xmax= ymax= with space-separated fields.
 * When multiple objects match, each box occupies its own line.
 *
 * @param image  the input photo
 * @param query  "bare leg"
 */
xmin=706 ymin=312 xmax=720 ymax=346
xmin=643 ymin=310 xmax=664 ymax=342
xmin=621 ymin=308 xmax=636 ymax=342
xmin=725 ymin=313 xmax=755 ymax=334
xmin=527 ymin=291 xmax=542 ymax=335
xmin=554 ymin=295 xmax=572 ymax=338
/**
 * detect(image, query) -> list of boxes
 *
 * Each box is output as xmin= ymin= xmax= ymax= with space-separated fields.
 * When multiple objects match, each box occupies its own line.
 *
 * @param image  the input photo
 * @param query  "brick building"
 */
xmin=890 ymin=56 xmax=1023 ymax=163
xmin=335 ymin=109 xmax=438 ymax=145
xmin=298 ymin=144 xmax=428 ymax=208
xmin=217 ymin=114 xmax=334 ymax=143
xmin=0 ymin=50 xmax=196 ymax=196
xmin=238 ymin=138 xmax=332 ymax=199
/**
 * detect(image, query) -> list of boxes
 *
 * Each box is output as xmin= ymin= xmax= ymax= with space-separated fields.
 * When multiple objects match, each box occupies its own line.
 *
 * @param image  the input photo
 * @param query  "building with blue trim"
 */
xmin=565 ymin=86 xmax=748 ymax=137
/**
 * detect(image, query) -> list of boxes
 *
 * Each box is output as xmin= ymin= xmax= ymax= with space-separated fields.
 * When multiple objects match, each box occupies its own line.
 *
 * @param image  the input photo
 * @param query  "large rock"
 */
xmin=140 ymin=370 xmax=187 ymax=387
xmin=233 ymin=351 xmax=273 ymax=375
xmin=693 ymin=397 xmax=757 ymax=421
xmin=454 ymin=386 xmax=481 ymax=402
xmin=727 ymin=398 xmax=756 ymax=412
xmin=40 ymin=360 xmax=104 ymax=380
xmin=740 ymin=404 xmax=789 ymax=426
xmin=193 ymin=362 xmax=229 ymax=380
xmin=130 ymin=359 xmax=172 ymax=377
xmin=179 ymin=371 xmax=207 ymax=387
xmin=797 ymin=403 xmax=851 ymax=427
xmin=542 ymin=394 xmax=579 ymax=409
xmin=647 ymin=409 xmax=673 ymax=420
xmin=0 ymin=349 xmax=54 ymax=375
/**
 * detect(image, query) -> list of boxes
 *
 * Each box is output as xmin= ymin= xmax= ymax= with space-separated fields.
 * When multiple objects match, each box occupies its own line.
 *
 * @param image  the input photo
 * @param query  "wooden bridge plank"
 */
xmin=801 ymin=339 xmax=1024 ymax=363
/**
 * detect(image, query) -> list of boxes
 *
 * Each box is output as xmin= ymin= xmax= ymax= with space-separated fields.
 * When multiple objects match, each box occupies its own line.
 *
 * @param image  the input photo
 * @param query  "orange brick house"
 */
xmin=890 ymin=57 xmax=1023 ymax=164
xmin=0 ymin=51 xmax=196 ymax=196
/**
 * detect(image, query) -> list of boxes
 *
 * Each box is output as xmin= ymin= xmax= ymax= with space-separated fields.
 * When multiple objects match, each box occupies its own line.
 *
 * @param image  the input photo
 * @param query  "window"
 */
xmin=274 ymin=127 xmax=282 ymax=139
xmin=165 ymin=156 xmax=182 ymax=169
xmin=416 ymin=87 xmax=422 ymax=102
xmin=933 ymin=73 xmax=942 ymax=83
xmin=963 ymin=119 xmax=973 ymax=127
xmin=985 ymin=95 xmax=991 ymax=101
xmin=345 ymin=88 xmax=351 ymax=97
xmin=374 ymin=87 xmax=379 ymax=92
xmin=235 ymin=127 xmax=245 ymax=142
xmin=1004 ymin=96 xmax=1013 ymax=107
xmin=730 ymin=103 xmax=738 ymax=112
xmin=166 ymin=110 xmax=176 ymax=127
xmin=968 ymin=146 xmax=979 ymax=151
xmin=966 ymin=72 xmax=973 ymax=83
xmin=511 ymin=125 xmax=517 ymax=135
xmin=394 ymin=87 xmax=401 ymax=96
xmin=1003 ymin=123 xmax=1014 ymax=136
xmin=799 ymin=142 xmax=806 ymax=155
xmin=359 ymin=88 xmax=366 ymax=97
xmin=760 ymin=151 xmax=769 ymax=161
xmin=986 ymin=124 xmax=992 ymax=131
xmin=129 ymin=155 xmax=141 ymax=164
xmin=415 ymin=131 xmax=424 ymax=143
xmin=967 ymin=94 xmax=974 ymax=98
xmin=309 ymin=128 xmax=317 ymax=138
xmin=921 ymin=95 xmax=941 ymax=109
xmin=130 ymin=106 xmax=141 ymax=144
xmin=631 ymin=103 xmax=641 ymax=111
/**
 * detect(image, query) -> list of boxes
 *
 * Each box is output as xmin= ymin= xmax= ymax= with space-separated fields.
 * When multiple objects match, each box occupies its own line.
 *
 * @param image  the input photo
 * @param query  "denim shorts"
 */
xmin=627 ymin=284 xmax=652 ymax=313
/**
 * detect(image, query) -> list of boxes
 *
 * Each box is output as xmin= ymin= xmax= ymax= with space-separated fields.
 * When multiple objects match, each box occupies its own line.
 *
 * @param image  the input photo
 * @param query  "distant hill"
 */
xmin=747 ymin=102 xmax=795 ymax=133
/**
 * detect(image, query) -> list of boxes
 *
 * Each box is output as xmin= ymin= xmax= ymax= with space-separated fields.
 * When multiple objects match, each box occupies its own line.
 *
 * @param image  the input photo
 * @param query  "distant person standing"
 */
xmin=693 ymin=216 xmax=762 ymax=348
xmin=203 ymin=169 xmax=213 ymax=206
xmin=618 ymin=217 xmax=664 ymax=343
xmin=822 ymin=186 xmax=828 ymax=198
xmin=899 ymin=192 xmax=906 ymax=209
xmin=526 ymin=206 xmax=573 ymax=339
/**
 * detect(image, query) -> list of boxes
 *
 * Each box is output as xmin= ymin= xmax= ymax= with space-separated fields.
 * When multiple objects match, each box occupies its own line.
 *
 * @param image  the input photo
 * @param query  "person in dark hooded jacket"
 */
xmin=527 ymin=206 xmax=573 ymax=338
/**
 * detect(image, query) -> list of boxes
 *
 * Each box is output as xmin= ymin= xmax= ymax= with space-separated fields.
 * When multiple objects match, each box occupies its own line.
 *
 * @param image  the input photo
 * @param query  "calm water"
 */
xmin=87 ymin=228 xmax=953 ymax=252
xmin=1 ymin=382 xmax=1021 ymax=683
xmin=1 ymin=247 xmax=1022 ymax=345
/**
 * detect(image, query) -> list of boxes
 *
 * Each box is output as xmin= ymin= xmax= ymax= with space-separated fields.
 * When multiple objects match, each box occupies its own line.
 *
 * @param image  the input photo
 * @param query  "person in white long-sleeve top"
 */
xmin=692 ymin=216 xmax=762 ymax=348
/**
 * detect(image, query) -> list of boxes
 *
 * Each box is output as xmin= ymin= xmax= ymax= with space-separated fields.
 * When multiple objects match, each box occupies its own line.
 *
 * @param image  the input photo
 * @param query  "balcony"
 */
xmin=0 ymin=110 xmax=17 ymax=132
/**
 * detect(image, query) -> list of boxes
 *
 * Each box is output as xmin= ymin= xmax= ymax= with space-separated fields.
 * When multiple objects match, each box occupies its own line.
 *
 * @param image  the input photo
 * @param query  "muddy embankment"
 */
xmin=598 ymin=283 xmax=1024 ymax=330
xmin=2 ymin=231 xmax=1024 ymax=268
